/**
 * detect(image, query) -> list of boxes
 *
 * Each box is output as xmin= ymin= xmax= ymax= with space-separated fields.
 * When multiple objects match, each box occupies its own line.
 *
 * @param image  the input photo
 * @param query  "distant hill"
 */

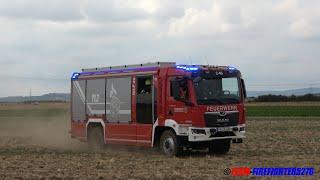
xmin=247 ymin=88 xmax=320 ymax=97
xmin=0 ymin=93 xmax=70 ymax=103
xmin=0 ymin=87 xmax=319 ymax=102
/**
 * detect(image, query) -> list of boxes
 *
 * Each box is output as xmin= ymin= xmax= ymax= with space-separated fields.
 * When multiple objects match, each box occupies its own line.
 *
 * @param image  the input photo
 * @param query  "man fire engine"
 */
xmin=70 ymin=62 xmax=246 ymax=156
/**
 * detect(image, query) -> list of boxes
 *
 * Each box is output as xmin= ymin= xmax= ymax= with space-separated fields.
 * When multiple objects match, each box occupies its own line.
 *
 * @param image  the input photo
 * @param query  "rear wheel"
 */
xmin=88 ymin=126 xmax=105 ymax=151
xmin=208 ymin=139 xmax=231 ymax=155
xmin=160 ymin=130 xmax=183 ymax=157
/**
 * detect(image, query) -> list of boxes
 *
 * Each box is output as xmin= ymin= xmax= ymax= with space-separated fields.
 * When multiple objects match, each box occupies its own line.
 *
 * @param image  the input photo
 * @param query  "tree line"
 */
xmin=253 ymin=94 xmax=320 ymax=102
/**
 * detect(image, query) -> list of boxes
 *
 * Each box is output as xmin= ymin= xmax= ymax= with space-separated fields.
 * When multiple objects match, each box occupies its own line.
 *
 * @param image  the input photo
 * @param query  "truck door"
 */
xmin=167 ymin=77 xmax=194 ymax=125
xmin=135 ymin=75 xmax=154 ymax=146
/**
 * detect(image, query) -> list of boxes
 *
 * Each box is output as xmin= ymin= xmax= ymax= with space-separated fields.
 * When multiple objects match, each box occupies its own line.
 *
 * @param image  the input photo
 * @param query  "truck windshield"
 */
xmin=194 ymin=77 xmax=240 ymax=105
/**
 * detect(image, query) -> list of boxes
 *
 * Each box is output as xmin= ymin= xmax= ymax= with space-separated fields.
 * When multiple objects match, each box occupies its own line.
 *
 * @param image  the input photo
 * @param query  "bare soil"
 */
xmin=0 ymin=103 xmax=319 ymax=179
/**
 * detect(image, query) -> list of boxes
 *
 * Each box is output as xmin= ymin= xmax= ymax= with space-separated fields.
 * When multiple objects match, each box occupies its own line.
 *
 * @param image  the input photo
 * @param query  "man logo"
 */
xmin=219 ymin=111 xmax=227 ymax=116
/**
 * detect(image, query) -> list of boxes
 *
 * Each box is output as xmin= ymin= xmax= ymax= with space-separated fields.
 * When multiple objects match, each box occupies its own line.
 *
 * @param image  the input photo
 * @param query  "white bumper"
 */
xmin=185 ymin=125 xmax=246 ymax=142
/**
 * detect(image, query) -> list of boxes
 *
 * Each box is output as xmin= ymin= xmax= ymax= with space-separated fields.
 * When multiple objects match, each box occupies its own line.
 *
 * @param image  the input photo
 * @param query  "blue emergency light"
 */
xmin=227 ymin=66 xmax=237 ymax=71
xmin=176 ymin=65 xmax=199 ymax=71
xmin=71 ymin=72 xmax=80 ymax=80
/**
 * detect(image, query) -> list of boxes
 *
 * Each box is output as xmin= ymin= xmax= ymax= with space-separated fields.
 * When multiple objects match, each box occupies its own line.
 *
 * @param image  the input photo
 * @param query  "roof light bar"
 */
xmin=176 ymin=65 xmax=199 ymax=71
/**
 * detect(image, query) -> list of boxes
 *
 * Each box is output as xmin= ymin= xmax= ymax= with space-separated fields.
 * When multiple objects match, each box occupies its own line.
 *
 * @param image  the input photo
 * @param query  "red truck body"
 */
xmin=70 ymin=62 xmax=246 ymax=155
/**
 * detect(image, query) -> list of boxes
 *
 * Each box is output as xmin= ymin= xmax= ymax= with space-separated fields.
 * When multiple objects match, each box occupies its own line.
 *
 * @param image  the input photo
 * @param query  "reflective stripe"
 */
xmin=107 ymin=138 xmax=151 ymax=143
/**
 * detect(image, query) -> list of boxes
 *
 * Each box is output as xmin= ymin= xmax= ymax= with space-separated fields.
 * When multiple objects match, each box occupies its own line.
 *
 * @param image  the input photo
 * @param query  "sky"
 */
xmin=0 ymin=0 xmax=320 ymax=97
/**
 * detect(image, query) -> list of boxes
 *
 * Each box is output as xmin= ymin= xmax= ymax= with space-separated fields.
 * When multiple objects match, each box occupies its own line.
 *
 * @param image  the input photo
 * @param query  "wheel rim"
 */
xmin=163 ymin=137 xmax=175 ymax=155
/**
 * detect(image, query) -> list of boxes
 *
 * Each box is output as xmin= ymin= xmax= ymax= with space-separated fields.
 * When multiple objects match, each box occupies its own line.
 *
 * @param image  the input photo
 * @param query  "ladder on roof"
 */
xmin=82 ymin=62 xmax=176 ymax=72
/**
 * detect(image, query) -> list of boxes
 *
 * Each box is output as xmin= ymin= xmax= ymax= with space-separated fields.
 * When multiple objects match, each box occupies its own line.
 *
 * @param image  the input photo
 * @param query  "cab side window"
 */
xmin=170 ymin=78 xmax=189 ymax=100
xmin=136 ymin=76 xmax=153 ymax=124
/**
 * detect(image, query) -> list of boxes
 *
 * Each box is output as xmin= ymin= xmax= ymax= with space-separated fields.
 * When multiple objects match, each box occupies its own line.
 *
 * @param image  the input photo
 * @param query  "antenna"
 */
xmin=205 ymin=55 xmax=209 ymax=66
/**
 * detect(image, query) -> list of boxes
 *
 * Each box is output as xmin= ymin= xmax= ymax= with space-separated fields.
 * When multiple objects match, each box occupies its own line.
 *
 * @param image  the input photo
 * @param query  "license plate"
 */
xmin=217 ymin=127 xmax=229 ymax=132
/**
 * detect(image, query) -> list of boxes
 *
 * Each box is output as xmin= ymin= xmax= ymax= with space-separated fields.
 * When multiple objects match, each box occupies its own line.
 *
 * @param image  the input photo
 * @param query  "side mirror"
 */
xmin=193 ymin=76 xmax=202 ymax=83
xmin=171 ymin=80 xmax=181 ymax=100
xmin=241 ymin=79 xmax=247 ymax=99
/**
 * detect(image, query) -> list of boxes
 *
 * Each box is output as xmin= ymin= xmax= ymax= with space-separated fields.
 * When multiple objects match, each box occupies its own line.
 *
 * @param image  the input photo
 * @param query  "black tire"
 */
xmin=208 ymin=139 xmax=231 ymax=155
xmin=159 ymin=130 xmax=183 ymax=157
xmin=87 ymin=126 xmax=105 ymax=151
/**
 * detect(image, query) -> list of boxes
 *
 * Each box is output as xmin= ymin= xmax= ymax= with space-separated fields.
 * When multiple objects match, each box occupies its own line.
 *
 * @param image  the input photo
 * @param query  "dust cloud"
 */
xmin=0 ymin=115 xmax=87 ymax=151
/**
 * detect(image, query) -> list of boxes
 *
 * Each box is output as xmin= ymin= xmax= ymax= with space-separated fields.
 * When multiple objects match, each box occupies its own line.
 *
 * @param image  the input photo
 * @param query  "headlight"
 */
xmin=191 ymin=129 xmax=206 ymax=135
xmin=178 ymin=126 xmax=189 ymax=134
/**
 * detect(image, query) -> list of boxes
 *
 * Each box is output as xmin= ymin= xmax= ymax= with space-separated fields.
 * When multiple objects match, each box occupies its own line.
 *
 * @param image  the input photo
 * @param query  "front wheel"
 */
xmin=159 ymin=130 xmax=183 ymax=156
xmin=208 ymin=139 xmax=231 ymax=155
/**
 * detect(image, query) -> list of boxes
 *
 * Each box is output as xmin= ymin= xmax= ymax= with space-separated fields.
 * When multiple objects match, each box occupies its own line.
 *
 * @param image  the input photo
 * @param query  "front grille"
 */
xmin=204 ymin=111 xmax=239 ymax=127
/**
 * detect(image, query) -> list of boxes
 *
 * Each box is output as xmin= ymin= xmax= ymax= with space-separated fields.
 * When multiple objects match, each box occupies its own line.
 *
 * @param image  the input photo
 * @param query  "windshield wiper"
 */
xmin=198 ymin=98 xmax=223 ymax=105
xmin=221 ymin=97 xmax=240 ymax=103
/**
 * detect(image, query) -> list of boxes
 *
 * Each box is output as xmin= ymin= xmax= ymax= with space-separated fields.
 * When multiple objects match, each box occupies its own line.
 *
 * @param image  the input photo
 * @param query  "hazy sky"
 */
xmin=1 ymin=0 xmax=320 ymax=96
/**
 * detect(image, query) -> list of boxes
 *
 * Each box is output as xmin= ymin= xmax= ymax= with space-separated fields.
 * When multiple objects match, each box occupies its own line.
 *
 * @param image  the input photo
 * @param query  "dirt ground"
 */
xmin=0 ymin=103 xmax=319 ymax=179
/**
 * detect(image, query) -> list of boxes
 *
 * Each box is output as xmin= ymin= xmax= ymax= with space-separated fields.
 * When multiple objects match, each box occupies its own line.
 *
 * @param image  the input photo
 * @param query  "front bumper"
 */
xmin=186 ymin=125 xmax=246 ymax=142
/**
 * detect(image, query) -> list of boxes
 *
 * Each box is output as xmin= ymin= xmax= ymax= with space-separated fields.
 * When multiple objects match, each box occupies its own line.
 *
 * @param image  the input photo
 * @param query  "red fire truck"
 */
xmin=70 ymin=62 xmax=246 ymax=156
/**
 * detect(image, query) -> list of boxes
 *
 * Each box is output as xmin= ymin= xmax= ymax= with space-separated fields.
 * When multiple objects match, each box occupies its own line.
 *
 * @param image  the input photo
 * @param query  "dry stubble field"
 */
xmin=0 ymin=102 xmax=319 ymax=179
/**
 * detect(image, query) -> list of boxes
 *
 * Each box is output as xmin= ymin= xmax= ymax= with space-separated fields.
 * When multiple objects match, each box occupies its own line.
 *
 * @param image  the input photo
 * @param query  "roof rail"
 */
xmin=81 ymin=62 xmax=176 ymax=72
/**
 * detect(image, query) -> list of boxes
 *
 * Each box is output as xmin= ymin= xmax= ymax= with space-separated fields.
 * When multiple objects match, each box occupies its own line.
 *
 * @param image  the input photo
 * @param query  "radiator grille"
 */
xmin=204 ymin=111 xmax=239 ymax=127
